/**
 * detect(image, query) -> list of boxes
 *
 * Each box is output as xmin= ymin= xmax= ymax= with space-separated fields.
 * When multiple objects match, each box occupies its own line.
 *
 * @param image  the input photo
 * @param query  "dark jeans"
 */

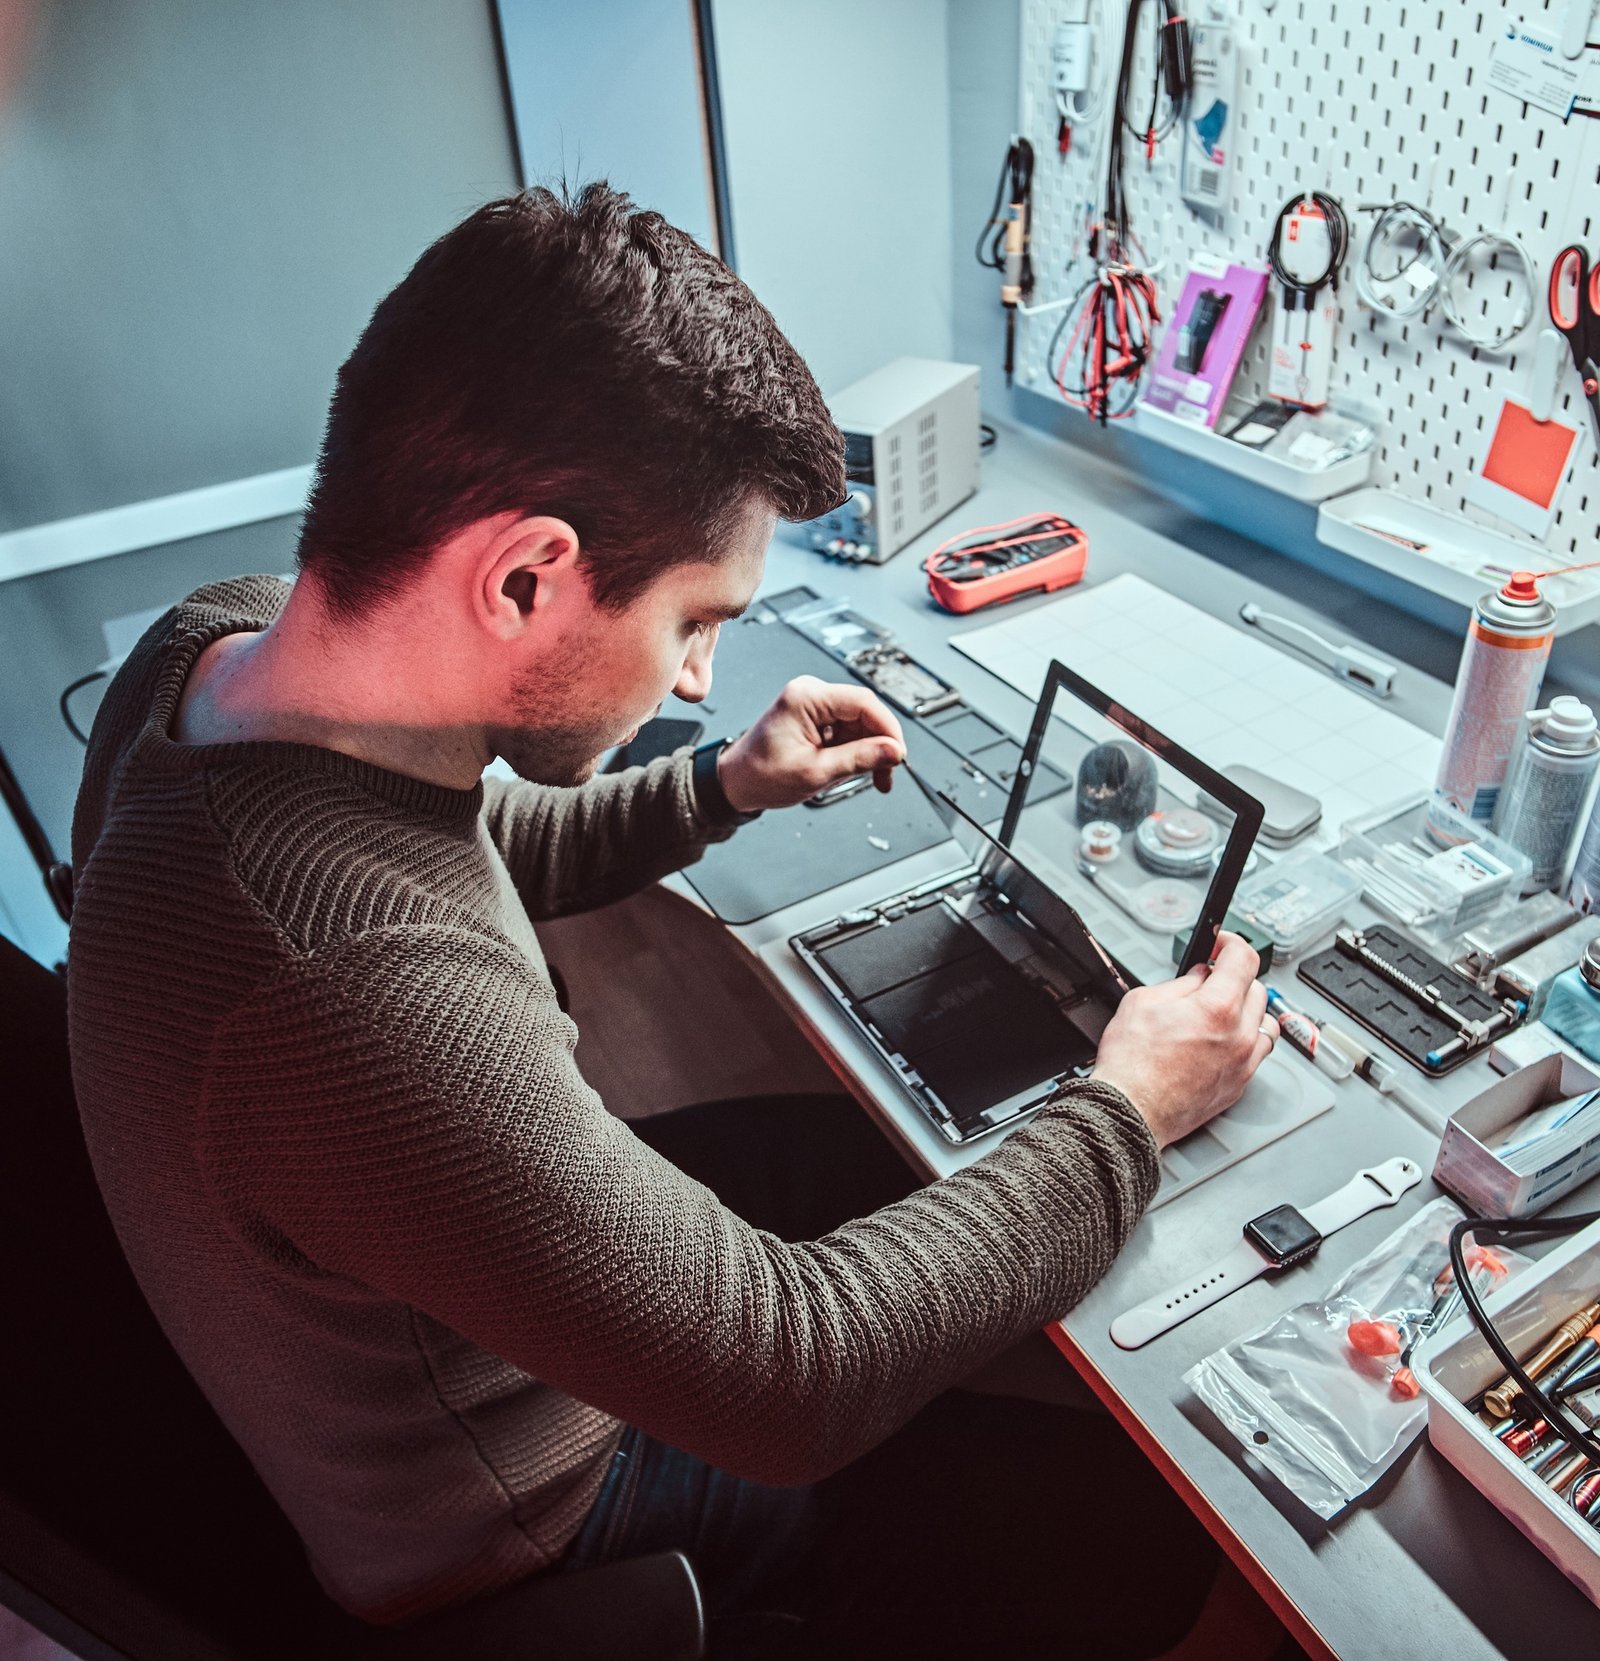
xmin=565 ymin=1092 xmax=1217 ymax=1660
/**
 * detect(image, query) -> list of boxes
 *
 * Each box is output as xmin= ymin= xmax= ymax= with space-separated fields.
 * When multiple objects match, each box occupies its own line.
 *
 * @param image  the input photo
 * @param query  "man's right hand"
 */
xmin=1090 ymin=933 xmax=1277 ymax=1150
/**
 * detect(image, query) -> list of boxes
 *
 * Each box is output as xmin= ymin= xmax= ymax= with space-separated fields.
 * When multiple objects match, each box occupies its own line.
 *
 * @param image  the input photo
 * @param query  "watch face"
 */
xmin=1245 ymin=1204 xmax=1321 ymax=1266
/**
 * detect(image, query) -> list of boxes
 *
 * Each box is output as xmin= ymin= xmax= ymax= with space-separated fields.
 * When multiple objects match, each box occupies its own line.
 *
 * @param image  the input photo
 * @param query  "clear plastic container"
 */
xmin=1231 ymin=849 xmax=1363 ymax=959
xmin=1338 ymin=795 xmax=1532 ymax=949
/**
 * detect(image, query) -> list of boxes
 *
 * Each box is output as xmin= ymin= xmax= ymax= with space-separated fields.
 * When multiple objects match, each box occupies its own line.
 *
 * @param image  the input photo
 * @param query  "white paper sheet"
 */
xmin=952 ymin=574 xmax=1442 ymax=845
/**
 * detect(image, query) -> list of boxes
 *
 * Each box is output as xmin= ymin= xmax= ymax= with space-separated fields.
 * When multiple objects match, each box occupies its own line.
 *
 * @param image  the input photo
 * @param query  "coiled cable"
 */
xmin=1438 ymin=229 xmax=1537 ymax=351
xmin=1355 ymin=199 xmax=1449 ymax=321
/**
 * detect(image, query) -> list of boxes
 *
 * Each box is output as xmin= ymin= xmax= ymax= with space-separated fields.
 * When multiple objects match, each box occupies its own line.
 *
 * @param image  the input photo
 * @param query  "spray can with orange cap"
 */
xmin=1427 ymin=571 xmax=1557 ymax=845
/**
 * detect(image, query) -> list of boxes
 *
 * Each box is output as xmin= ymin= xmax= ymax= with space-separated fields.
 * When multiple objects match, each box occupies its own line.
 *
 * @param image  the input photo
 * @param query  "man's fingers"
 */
xmin=1134 ymin=962 xmax=1210 ymax=1003
xmin=1243 ymin=977 xmax=1269 ymax=1032
xmin=1199 ymin=932 xmax=1261 ymax=1007
xmin=1249 ymin=1013 xmax=1280 ymax=1072
xmin=794 ymin=678 xmax=906 ymax=747
xmin=813 ymin=738 xmax=904 ymax=788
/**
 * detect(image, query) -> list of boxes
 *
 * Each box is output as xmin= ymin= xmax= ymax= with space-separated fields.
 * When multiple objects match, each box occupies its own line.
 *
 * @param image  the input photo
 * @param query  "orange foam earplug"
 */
xmin=1348 ymin=1319 xmax=1402 ymax=1357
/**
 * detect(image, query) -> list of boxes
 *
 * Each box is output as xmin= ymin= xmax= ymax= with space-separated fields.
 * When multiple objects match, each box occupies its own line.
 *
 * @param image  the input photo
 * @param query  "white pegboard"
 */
xmin=1015 ymin=0 xmax=1598 ymax=570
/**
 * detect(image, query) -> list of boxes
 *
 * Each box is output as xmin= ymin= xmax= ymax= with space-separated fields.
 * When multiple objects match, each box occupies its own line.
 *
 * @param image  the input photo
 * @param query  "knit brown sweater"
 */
xmin=66 ymin=575 xmax=1161 ymax=1624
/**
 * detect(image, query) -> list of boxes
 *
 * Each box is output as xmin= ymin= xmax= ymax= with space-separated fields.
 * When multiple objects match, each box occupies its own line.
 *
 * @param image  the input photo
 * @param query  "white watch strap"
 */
xmin=1110 ymin=1237 xmax=1270 ymax=1350
xmin=1301 ymin=1157 xmax=1420 ymax=1236
xmin=1109 ymin=1156 xmax=1424 ymax=1351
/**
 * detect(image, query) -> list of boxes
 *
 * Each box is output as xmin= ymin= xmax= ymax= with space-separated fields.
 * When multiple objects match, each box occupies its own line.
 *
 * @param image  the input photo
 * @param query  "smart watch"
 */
xmin=1109 ymin=1156 xmax=1423 ymax=1350
xmin=1242 ymin=1204 xmax=1322 ymax=1269
xmin=691 ymin=737 xmax=761 ymax=827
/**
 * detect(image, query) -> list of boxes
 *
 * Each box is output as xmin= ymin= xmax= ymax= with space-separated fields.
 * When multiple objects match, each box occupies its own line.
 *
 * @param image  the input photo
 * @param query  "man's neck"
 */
xmin=173 ymin=585 xmax=491 ymax=790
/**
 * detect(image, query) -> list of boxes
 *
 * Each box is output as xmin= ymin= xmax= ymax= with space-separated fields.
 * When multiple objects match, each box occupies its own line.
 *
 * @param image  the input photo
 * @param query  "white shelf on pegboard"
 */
xmin=1133 ymin=403 xmax=1374 ymax=502
xmin=1315 ymin=487 xmax=1600 ymax=635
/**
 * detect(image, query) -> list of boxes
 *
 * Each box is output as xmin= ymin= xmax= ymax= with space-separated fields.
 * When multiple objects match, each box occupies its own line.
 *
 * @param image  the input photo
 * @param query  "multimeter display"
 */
xmin=924 ymin=512 xmax=1089 ymax=614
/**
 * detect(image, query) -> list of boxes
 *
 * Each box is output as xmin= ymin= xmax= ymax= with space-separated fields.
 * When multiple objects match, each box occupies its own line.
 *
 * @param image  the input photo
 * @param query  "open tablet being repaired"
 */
xmin=792 ymin=659 xmax=1265 ymax=1147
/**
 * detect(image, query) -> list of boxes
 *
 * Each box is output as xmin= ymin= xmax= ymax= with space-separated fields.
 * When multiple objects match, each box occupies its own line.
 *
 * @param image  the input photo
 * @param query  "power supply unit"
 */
xmin=809 ymin=358 xmax=982 ymax=564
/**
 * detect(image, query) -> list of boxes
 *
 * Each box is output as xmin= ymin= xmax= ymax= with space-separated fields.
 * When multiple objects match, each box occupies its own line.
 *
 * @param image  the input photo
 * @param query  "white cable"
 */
xmin=1355 ymin=200 xmax=1448 ymax=321
xmin=1053 ymin=0 xmax=1109 ymax=128
xmin=1438 ymin=230 xmax=1538 ymax=352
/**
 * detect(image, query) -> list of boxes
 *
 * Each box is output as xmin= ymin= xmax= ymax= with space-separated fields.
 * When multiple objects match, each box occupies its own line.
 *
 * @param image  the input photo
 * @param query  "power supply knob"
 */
xmin=848 ymin=490 xmax=873 ymax=520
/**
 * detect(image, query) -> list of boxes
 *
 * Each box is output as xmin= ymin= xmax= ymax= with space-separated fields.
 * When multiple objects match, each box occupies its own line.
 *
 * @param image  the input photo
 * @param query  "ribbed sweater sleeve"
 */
xmin=202 ymin=923 xmax=1160 ymax=1488
xmin=480 ymin=751 xmax=730 ymax=920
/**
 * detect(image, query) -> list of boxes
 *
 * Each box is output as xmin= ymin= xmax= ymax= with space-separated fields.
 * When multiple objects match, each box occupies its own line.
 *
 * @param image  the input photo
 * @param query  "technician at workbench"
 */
xmin=66 ymin=186 xmax=1277 ymax=1656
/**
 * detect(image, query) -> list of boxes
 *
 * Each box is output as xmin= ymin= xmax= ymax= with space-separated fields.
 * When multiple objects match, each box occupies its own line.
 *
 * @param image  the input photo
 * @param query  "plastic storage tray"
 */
xmin=1231 ymin=849 xmax=1362 ymax=960
xmin=1134 ymin=403 xmax=1375 ymax=502
xmin=1413 ymin=1219 xmax=1600 ymax=1607
xmin=1338 ymin=795 xmax=1531 ymax=952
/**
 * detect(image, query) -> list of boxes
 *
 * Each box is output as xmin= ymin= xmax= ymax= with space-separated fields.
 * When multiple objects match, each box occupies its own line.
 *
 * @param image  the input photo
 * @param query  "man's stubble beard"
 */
xmin=495 ymin=650 xmax=616 ymax=787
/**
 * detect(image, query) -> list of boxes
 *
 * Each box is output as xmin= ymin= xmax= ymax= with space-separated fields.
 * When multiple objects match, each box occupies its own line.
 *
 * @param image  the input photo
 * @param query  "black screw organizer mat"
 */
xmin=1295 ymin=923 xmax=1520 ymax=1076
xmin=648 ymin=587 xmax=1066 ymax=924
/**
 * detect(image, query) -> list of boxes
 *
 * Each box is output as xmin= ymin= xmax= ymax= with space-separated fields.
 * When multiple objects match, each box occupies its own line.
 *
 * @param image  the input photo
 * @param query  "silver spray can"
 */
xmin=1571 ymin=796 xmax=1600 ymax=915
xmin=1491 ymin=697 xmax=1600 ymax=891
xmin=1428 ymin=573 xmax=1557 ymax=842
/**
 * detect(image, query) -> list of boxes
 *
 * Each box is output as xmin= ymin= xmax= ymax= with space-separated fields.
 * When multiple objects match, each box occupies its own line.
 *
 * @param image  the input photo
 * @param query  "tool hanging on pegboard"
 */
xmin=1044 ymin=0 xmax=1193 ymax=423
xmin=974 ymin=137 xmax=1035 ymax=386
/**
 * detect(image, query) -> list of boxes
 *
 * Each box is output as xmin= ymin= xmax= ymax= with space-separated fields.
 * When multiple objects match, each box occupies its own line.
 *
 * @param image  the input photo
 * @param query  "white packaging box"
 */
xmin=1433 ymin=1053 xmax=1600 ymax=1219
xmin=1414 ymin=1218 xmax=1600 ymax=1607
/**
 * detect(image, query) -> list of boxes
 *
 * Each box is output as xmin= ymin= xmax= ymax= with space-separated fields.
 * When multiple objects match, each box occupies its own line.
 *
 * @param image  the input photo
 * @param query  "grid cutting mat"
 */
xmin=952 ymin=573 xmax=1442 ymax=842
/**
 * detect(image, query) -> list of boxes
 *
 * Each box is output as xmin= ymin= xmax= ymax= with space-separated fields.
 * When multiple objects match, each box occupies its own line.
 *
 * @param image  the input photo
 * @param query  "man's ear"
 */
xmin=476 ymin=515 xmax=581 ymax=637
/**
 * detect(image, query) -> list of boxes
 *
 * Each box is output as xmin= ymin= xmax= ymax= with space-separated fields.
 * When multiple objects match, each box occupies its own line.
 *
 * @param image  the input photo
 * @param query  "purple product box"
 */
xmin=1142 ymin=261 xmax=1269 ymax=427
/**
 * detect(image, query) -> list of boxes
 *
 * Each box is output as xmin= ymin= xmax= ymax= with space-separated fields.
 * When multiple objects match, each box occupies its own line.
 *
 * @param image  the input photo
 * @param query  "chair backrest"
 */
xmin=0 ymin=935 xmax=705 ymax=1661
xmin=0 ymin=935 xmax=366 ymax=1661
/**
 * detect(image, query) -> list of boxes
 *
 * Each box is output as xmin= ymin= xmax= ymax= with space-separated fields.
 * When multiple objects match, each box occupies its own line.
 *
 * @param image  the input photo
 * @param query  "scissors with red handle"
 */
xmin=1549 ymin=243 xmax=1600 ymax=450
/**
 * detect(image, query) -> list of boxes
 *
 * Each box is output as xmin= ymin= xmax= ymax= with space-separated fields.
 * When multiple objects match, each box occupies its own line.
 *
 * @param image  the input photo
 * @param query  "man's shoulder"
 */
xmin=72 ymin=577 xmax=293 ymax=860
xmin=175 ymin=572 xmax=292 ymax=626
xmin=131 ymin=575 xmax=292 ymax=683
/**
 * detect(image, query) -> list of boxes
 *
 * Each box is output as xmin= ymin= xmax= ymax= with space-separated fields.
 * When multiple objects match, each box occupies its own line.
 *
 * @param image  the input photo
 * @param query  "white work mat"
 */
xmin=952 ymin=575 xmax=1442 ymax=844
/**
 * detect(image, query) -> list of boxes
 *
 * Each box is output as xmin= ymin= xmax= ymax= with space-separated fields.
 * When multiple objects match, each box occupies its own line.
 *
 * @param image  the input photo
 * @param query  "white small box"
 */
xmin=1414 ymin=1219 xmax=1600 ymax=1607
xmin=1434 ymin=1053 xmax=1600 ymax=1218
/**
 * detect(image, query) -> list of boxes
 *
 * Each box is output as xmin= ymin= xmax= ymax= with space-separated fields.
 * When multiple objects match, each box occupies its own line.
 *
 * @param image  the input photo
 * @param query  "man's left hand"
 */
xmin=718 ymin=676 xmax=906 ymax=814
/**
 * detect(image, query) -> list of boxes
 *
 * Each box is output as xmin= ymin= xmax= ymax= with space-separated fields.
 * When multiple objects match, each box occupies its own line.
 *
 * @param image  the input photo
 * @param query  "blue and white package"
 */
xmin=1181 ymin=20 xmax=1238 ymax=218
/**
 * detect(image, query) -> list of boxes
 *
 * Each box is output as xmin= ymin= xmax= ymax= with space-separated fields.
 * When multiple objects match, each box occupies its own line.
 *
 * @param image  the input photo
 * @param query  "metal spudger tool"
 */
xmin=1549 ymin=242 xmax=1600 ymax=451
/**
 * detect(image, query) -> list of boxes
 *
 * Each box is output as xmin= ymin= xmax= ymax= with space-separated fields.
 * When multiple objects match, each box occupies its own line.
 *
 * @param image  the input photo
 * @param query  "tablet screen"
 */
xmin=998 ymin=660 xmax=1263 ymax=983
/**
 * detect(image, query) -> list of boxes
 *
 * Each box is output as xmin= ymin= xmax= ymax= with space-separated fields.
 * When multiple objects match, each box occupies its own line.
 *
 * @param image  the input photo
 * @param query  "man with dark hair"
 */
xmin=67 ymin=185 xmax=1274 ymax=1656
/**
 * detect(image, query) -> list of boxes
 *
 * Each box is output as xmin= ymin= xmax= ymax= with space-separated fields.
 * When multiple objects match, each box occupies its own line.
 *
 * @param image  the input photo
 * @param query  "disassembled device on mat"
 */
xmin=792 ymin=659 xmax=1263 ymax=1145
xmin=923 ymin=513 xmax=1089 ymax=614
xmin=785 ymin=598 xmax=961 ymax=718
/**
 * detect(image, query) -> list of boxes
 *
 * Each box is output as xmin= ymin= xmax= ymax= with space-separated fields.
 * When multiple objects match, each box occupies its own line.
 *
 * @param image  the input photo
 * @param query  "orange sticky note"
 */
xmin=1480 ymin=399 xmax=1577 ymax=509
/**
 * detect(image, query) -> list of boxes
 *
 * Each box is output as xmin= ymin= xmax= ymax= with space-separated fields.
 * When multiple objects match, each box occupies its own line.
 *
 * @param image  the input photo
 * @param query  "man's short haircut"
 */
xmin=296 ymin=184 xmax=845 ymax=615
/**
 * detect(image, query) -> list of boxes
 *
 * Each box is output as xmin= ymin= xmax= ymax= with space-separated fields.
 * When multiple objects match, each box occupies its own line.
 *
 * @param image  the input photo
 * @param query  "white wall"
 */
xmin=712 ymin=0 xmax=955 ymax=396
xmin=0 ymin=0 xmax=518 ymax=966
xmin=1 ymin=1 xmax=967 ymax=965
xmin=497 ymin=0 xmax=722 ymax=252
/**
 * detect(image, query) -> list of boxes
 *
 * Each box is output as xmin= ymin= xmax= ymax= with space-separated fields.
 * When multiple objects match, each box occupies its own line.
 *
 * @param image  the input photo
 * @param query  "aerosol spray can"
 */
xmin=1571 ymin=798 xmax=1600 ymax=915
xmin=1492 ymin=698 xmax=1600 ymax=892
xmin=1427 ymin=573 xmax=1557 ymax=844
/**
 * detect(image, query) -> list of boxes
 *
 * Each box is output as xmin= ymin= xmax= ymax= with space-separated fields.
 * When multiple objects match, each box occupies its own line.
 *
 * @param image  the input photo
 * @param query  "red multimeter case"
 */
xmin=923 ymin=513 xmax=1089 ymax=614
